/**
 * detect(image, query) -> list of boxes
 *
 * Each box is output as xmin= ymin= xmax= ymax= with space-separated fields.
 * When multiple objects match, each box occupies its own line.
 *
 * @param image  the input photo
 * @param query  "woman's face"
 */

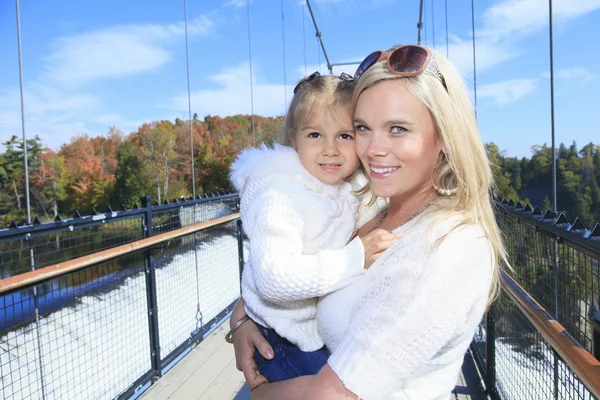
xmin=354 ymin=79 xmax=443 ymax=199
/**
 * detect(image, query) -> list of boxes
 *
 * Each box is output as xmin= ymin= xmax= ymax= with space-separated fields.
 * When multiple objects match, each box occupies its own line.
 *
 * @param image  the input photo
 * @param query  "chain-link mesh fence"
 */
xmin=0 ymin=194 xmax=242 ymax=400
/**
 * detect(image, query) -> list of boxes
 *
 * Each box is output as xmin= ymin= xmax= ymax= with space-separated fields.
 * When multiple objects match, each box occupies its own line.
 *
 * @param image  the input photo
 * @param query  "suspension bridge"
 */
xmin=1 ymin=0 xmax=600 ymax=399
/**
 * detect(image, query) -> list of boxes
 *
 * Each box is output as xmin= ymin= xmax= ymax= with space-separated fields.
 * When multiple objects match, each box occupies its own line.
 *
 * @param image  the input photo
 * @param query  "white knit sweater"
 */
xmin=230 ymin=144 xmax=368 ymax=351
xmin=318 ymin=207 xmax=494 ymax=400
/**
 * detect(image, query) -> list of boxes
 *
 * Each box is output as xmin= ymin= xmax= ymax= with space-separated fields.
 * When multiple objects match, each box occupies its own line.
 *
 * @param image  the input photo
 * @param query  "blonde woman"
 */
xmin=229 ymin=45 xmax=506 ymax=400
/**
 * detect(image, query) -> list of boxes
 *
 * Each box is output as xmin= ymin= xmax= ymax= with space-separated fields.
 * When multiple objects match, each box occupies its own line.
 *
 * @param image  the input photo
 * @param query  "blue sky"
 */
xmin=0 ymin=0 xmax=599 ymax=158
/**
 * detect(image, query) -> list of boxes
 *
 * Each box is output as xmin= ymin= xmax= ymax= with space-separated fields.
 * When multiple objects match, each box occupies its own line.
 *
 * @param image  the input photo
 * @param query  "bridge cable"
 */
xmin=246 ymin=0 xmax=256 ymax=146
xmin=548 ymin=0 xmax=557 ymax=213
xmin=431 ymin=0 xmax=435 ymax=48
xmin=305 ymin=0 xmax=333 ymax=73
xmin=318 ymin=41 xmax=321 ymax=72
xmin=183 ymin=0 xmax=196 ymax=197
xmin=417 ymin=0 xmax=424 ymax=45
xmin=15 ymin=0 xmax=31 ymax=226
xmin=16 ymin=3 xmax=46 ymax=398
xmin=423 ymin=1 xmax=428 ymax=45
xmin=15 ymin=0 xmax=46 ymax=399
xmin=445 ymin=0 xmax=449 ymax=57
xmin=470 ymin=0 xmax=478 ymax=118
xmin=303 ymin=1 xmax=308 ymax=76
xmin=281 ymin=0 xmax=288 ymax=110
xmin=184 ymin=2 xmax=204 ymax=333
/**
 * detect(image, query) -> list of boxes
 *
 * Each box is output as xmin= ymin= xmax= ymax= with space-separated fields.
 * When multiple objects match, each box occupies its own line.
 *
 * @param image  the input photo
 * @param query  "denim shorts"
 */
xmin=253 ymin=323 xmax=330 ymax=382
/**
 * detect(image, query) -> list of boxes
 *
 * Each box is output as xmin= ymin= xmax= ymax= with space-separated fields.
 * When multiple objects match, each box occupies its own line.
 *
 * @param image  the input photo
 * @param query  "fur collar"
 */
xmin=230 ymin=143 xmax=329 ymax=193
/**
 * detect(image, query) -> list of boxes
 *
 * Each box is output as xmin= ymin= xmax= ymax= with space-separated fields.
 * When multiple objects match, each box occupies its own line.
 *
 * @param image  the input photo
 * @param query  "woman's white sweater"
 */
xmin=317 ymin=207 xmax=494 ymax=400
xmin=230 ymin=144 xmax=367 ymax=351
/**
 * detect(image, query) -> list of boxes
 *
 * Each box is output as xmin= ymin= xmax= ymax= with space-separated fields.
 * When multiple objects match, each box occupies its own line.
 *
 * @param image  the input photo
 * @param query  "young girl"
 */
xmin=228 ymin=72 xmax=393 ymax=382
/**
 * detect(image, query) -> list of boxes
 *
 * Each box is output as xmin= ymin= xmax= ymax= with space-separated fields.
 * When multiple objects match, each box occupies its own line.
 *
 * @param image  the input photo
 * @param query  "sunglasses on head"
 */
xmin=293 ymin=71 xmax=355 ymax=94
xmin=354 ymin=45 xmax=448 ymax=92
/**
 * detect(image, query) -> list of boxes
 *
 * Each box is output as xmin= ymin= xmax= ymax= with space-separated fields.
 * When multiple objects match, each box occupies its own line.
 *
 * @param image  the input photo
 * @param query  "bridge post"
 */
xmin=486 ymin=304 xmax=499 ymax=400
xmin=236 ymin=196 xmax=245 ymax=287
xmin=142 ymin=196 xmax=163 ymax=380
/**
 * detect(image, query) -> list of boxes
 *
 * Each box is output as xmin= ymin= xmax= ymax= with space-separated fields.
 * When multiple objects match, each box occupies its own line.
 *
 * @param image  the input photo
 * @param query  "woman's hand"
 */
xmin=361 ymin=229 xmax=403 ymax=268
xmin=231 ymin=315 xmax=274 ymax=390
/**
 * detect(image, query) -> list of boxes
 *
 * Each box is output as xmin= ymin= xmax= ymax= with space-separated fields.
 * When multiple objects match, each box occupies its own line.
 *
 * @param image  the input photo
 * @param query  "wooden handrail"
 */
xmin=0 ymin=213 xmax=240 ymax=295
xmin=501 ymin=270 xmax=600 ymax=399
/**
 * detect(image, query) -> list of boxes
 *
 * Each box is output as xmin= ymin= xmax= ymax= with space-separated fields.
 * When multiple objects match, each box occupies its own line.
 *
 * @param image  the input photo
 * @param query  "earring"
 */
xmin=433 ymin=183 xmax=457 ymax=196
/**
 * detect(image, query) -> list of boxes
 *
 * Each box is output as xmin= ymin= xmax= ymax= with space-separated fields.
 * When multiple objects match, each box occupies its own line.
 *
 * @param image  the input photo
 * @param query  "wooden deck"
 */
xmin=140 ymin=321 xmax=487 ymax=400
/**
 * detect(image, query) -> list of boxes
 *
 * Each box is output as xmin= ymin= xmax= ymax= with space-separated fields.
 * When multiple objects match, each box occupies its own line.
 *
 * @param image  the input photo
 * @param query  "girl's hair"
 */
xmin=276 ymin=74 xmax=355 ymax=147
xmin=352 ymin=46 xmax=508 ymax=307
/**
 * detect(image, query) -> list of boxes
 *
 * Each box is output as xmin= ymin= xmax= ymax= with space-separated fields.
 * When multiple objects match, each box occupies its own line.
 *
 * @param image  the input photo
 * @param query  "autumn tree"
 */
xmin=133 ymin=121 xmax=177 ymax=204
xmin=60 ymin=135 xmax=115 ymax=213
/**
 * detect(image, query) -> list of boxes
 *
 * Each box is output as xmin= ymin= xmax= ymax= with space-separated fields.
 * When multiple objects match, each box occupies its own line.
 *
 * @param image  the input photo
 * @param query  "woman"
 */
xmin=229 ymin=45 xmax=506 ymax=399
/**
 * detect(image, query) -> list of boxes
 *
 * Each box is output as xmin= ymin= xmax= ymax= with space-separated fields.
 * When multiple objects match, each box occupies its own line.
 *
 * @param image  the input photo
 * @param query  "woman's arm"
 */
xmin=250 ymin=226 xmax=493 ymax=399
xmin=251 ymin=364 xmax=357 ymax=400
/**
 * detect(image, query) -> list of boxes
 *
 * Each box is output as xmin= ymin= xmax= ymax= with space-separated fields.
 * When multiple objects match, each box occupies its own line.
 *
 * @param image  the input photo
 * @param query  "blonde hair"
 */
xmin=276 ymin=74 xmax=354 ymax=147
xmin=352 ymin=46 xmax=507 ymax=306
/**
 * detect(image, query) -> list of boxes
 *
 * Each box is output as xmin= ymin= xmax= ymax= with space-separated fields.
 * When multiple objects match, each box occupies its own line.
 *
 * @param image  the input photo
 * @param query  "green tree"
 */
xmin=540 ymin=196 xmax=552 ymax=211
xmin=0 ymin=135 xmax=44 ymax=224
xmin=486 ymin=143 xmax=518 ymax=200
xmin=112 ymin=141 xmax=147 ymax=208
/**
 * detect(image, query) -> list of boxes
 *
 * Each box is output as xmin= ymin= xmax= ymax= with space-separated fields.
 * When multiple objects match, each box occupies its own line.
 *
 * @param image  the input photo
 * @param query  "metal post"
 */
xmin=470 ymin=0 xmax=478 ymax=118
xmin=236 ymin=197 xmax=245 ymax=289
xmin=246 ymin=0 xmax=256 ymax=146
xmin=553 ymin=349 xmax=559 ymax=399
xmin=142 ymin=196 xmax=162 ymax=379
xmin=548 ymin=0 xmax=557 ymax=213
xmin=486 ymin=305 xmax=499 ymax=400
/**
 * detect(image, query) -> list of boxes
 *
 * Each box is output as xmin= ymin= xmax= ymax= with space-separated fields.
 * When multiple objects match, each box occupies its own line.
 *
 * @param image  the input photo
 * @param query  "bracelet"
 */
xmin=225 ymin=315 xmax=251 ymax=343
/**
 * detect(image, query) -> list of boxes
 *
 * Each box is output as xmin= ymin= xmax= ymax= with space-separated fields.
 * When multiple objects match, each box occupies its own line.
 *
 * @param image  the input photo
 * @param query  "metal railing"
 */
xmin=0 ymin=194 xmax=244 ymax=400
xmin=3 ymin=194 xmax=600 ymax=399
xmin=471 ymin=200 xmax=600 ymax=400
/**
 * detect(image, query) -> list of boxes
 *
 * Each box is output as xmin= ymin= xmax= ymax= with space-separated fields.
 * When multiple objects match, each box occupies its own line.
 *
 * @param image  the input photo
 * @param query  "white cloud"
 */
xmin=164 ymin=63 xmax=291 ymax=118
xmin=312 ymin=0 xmax=393 ymax=6
xmin=478 ymin=78 xmax=539 ymax=106
xmin=447 ymin=39 xmax=519 ymax=75
xmin=163 ymin=61 xmax=368 ymax=120
xmin=224 ymin=0 xmax=247 ymax=7
xmin=542 ymin=67 xmax=600 ymax=85
xmin=481 ymin=0 xmax=600 ymax=40
xmin=43 ymin=15 xmax=216 ymax=84
xmin=0 ymin=14 xmax=219 ymax=150
xmin=0 ymin=85 xmax=141 ymax=150
xmin=444 ymin=0 xmax=600 ymax=74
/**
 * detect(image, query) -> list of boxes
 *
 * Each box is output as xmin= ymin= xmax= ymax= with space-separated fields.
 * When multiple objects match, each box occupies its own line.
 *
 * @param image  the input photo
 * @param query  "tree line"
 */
xmin=0 ymin=114 xmax=282 ymax=227
xmin=1 ymin=116 xmax=599 ymax=229
xmin=488 ymin=141 xmax=600 ymax=229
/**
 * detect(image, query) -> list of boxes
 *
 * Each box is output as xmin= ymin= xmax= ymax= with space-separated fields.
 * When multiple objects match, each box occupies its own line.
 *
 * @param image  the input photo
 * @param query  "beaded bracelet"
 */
xmin=225 ymin=315 xmax=251 ymax=343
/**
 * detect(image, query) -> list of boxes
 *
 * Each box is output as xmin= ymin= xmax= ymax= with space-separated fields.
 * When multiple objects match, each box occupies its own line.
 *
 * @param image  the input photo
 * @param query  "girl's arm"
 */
xmin=244 ymin=182 xmax=366 ymax=303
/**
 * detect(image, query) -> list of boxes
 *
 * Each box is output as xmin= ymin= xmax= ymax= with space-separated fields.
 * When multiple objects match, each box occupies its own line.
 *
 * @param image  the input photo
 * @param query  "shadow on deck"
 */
xmin=140 ymin=321 xmax=487 ymax=400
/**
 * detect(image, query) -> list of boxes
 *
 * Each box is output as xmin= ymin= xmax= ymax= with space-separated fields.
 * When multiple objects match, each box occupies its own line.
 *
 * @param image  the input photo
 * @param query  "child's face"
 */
xmin=294 ymin=107 xmax=359 ymax=185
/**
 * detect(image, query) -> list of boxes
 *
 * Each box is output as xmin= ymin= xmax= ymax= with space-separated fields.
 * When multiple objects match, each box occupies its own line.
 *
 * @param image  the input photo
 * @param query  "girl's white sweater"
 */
xmin=318 ymin=207 xmax=494 ymax=399
xmin=230 ymin=144 xmax=368 ymax=351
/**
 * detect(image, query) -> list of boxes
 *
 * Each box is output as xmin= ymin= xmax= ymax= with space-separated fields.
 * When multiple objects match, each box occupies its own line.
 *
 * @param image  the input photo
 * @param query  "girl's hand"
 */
xmin=231 ymin=317 xmax=274 ymax=390
xmin=360 ymin=229 xmax=403 ymax=268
